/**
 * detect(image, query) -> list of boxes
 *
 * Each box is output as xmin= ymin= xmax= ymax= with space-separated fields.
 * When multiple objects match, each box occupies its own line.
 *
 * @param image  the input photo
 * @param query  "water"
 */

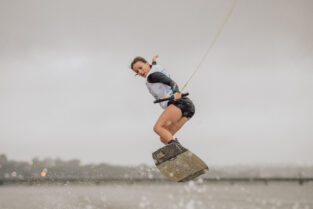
xmin=0 ymin=182 xmax=312 ymax=209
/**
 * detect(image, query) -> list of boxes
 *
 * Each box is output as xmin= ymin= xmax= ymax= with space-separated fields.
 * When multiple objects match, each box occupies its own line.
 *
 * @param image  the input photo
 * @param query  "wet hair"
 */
xmin=130 ymin=56 xmax=147 ymax=70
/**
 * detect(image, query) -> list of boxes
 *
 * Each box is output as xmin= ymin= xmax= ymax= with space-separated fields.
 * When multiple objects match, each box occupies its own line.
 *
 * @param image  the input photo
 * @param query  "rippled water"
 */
xmin=0 ymin=181 xmax=312 ymax=209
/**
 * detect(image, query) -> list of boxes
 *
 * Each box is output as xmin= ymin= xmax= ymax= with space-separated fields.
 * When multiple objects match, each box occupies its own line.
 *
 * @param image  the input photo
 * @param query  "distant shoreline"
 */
xmin=1 ymin=177 xmax=312 ymax=186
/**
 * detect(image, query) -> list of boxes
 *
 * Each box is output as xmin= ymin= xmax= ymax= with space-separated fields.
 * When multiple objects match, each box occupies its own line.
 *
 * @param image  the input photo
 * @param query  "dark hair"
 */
xmin=130 ymin=56 xmax=147 ymax=70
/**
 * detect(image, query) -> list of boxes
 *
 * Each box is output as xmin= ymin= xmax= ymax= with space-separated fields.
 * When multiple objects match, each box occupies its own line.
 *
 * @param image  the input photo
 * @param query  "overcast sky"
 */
xmin=0 ymin=0 xmax=312 ymax=166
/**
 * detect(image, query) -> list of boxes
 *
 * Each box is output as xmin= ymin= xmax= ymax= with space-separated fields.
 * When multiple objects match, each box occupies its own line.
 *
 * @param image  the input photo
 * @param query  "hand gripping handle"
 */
xmin=153 ymin=92 xmax=189 ymax=104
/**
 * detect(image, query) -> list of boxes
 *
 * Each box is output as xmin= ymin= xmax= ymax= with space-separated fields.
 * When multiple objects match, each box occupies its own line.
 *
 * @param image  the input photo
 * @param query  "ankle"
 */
xmin=168 ymin=139 xmax=175 ymax=144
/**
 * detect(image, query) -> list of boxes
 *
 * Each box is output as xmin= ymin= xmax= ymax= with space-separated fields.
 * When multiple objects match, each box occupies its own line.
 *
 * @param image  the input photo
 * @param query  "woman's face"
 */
xmin=132 ymin=61 xmax=150 ymax=78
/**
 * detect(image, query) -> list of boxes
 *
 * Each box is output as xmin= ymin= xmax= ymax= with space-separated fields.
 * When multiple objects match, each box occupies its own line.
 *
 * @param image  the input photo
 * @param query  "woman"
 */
xmin=130 ymin=55 xmax=195 ymax=145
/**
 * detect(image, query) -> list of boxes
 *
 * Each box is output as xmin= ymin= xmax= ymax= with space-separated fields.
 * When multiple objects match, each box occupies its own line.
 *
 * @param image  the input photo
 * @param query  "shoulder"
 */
xmin=147 ymin=63 xmax=165 ymax=77
xmin=151 ymin=63 xmax=164 ymax=71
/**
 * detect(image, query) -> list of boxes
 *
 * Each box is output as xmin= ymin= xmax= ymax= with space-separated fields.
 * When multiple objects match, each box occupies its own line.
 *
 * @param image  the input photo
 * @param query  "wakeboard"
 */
xmin=152 ymin=143 xmax=208 ymax=182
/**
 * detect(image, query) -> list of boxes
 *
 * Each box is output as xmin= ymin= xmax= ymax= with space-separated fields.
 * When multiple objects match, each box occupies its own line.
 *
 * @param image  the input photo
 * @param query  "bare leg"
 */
xmin=160 ymin=117 xmax=188 ymax=143
xmin=169 ymin=117 xmax=188 ymax=135
xmin=153 ymin=104 xmax=182 ymax=144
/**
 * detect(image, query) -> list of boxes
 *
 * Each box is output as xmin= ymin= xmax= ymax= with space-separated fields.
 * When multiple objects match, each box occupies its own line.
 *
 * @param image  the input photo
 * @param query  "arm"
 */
xmin=152 ymin=54 xmax=159 ymax=63
xmin=147 ymin=72 xmax=180 ymax=93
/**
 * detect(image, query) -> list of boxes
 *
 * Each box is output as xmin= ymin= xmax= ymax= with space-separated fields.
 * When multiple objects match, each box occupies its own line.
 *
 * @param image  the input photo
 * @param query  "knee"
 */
xmin=153 ymin=124 xmax=161 ymax=134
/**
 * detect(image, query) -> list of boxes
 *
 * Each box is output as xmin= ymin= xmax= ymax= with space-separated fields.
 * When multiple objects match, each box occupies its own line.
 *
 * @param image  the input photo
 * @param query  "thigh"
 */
xmin=155 ymin=104 xmax=182 ymax=128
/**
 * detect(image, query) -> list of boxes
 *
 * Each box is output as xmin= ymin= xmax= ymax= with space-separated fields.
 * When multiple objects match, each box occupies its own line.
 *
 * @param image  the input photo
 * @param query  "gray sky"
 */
xmin=1 ymin=0 xmax=312 ymax=166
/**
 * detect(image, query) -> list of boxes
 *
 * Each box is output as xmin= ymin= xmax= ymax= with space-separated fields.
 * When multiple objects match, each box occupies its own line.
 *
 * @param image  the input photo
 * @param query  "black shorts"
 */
xmin=168 ymin=97 xmax=195 ymax=119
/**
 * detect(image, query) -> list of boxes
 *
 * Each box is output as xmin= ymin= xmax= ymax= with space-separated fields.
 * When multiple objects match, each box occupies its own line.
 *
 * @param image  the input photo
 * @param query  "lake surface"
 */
xmin=0 ymin=182 xmax=312 ymax=209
